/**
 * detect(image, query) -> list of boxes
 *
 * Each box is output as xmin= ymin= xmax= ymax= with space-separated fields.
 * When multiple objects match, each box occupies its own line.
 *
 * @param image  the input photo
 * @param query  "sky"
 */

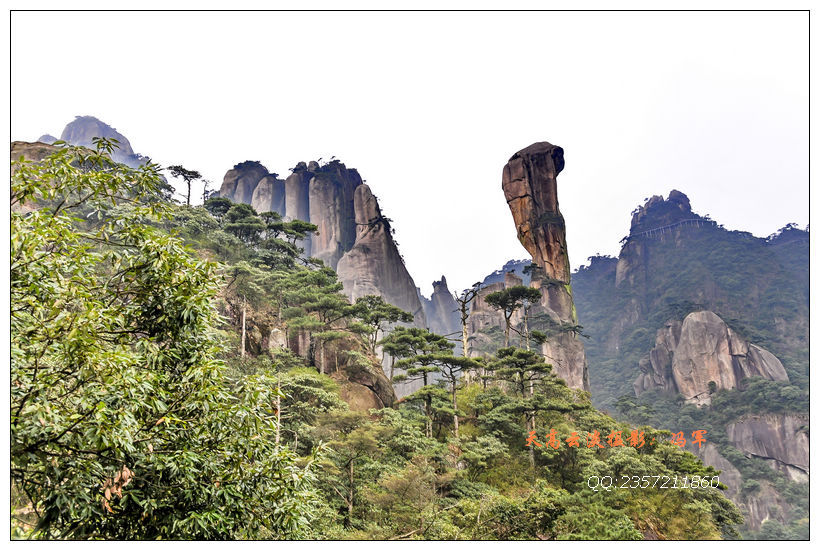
xmin=10 ymin=11 xmax=809 ymax=296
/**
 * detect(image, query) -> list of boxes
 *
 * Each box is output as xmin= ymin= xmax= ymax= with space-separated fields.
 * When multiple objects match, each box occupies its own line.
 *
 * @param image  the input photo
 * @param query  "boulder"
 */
xmin=635 ymin=311 xmax=789 ymax=405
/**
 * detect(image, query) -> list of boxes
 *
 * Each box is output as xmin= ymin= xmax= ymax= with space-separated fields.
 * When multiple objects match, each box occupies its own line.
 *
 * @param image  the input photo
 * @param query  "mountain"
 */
xmin=573 ymin=190 xmax=809 ymax=409
xmin=11 ymin=134 xmax=763 ymax=540
xmin=571 ymin=190 xmax=809 ymax=537
xmin=42 ymin=116 xmax=153 ymax=168
xmin=418 ymin=276 xmax=461 ymax=343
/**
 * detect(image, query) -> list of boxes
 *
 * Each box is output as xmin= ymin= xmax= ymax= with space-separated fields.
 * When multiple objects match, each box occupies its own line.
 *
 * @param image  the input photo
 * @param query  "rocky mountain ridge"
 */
xmin=217 ymin=157 xmax=427 ymax=334
xmin=571 ymin=190 xmax=809 ymax=536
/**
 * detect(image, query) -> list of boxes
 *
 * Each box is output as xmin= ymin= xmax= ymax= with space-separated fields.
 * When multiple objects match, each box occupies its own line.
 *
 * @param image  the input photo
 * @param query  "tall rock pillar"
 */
xmin=502 ymin=142 xmax=588 ymax=390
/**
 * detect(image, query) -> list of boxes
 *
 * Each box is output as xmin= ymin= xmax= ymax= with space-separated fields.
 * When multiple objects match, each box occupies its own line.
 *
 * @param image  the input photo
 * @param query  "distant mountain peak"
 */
xmin=48 ymin=115 xmax=148 ymax=168
xmin=61 ymin=116 xmax=135 ymax=156
xmin=628 ymin=189 xmax=701 ymax=235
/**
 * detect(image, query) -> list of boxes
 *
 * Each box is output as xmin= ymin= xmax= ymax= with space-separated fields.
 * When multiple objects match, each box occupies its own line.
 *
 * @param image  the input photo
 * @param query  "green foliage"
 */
xmin=348 ymin=295 xmax=413 ymax=354
xmin=485 ymin=285 xmax=542 ymax=346
xmin=203 ymin=196 xmax=233 ymax=220
xmin=166 ymin=164 xmax=201 ymax=205
xmin=10 ymin=143 xmax=318 ymax=539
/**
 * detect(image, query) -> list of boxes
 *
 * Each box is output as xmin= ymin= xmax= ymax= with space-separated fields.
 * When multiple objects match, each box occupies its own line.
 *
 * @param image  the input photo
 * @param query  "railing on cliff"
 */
xmin=620 ymin=218 xmax=717 ymax=244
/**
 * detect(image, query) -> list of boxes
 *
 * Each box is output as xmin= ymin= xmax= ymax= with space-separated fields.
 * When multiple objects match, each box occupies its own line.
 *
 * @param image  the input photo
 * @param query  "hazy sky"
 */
xmin=11 ymin=11 xmax=808 ymax=296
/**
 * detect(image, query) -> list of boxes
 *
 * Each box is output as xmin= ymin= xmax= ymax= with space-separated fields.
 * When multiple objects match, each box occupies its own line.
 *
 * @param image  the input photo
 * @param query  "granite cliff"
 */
xmin=467 ymin=271 xmax=525 ymax=355
xmin=418 ymin=276 xmax=461 ymax=344
xmin=727 ymin=413 xmax=809 ymax=483
xmin=217 ymin=159 xmax=426 ymax=329
xmin=501 ymin=142 xmax=588 ymax=390
xmin=335 ymin=183 xmax=426 ymax=327
xmin=217 ymin=157 xmax=427 ymax=398
xmin=634 ymin=311 xmax=789 ymax=405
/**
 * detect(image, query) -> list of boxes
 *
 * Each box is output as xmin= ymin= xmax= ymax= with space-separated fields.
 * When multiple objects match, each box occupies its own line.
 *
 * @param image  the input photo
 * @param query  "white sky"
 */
xmin=10 ymin=11 xmax=809 ymax=296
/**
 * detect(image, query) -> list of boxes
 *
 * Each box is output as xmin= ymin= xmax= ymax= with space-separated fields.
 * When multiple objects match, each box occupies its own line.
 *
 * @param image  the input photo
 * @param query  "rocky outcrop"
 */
xmin=480 ymin=259 xmax=533 ymax=287
xmin=743 ymin=480 xmax=791 ymax=531
xmin=251 ymin=174 xmax=286 ymax=216
xmin=336 ymin=184 xmax=426 ymax=328
xmin=727 ymin=414 xmax=809 ymax=482
xmin=694 ymin=444 xmax=743 ymax=500
xmin=58 ymin=116 xmax=149 ymax=168
xmin=325 ymin=338 xmax=397 ymax=411
xmin=220 ymin=161 xmax=270 ymax=206
xmin=501 ymin=142 xmax=588 ymax=390
xmin=218 ymin=160 xmax=425 ymax=330
xmin=615 ymin=190 xmax=706 ymax=288
xmin=308 ymin=165 xmax=361 ymax=268
xmin=11 ymin=141 xmax=59 ymax=163
xmin=421 ymin=276 xmax=461 ymax=343
xmin=691 ymin=443 xmax=793 ymax=530
xmin=503 ymin=142 xmax=569 ymax=281
xmin=634 ymin=311 xmax=789 ymax=404
xmin=216 ymin=158 xmax=427 ymax=397
xmin=218 ymin=159 xmax=366 ymax=270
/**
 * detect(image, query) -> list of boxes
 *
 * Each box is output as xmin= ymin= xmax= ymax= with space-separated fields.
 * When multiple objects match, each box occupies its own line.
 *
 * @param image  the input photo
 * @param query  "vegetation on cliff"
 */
xmin=571 ymin=195 xmax=809 ymax=539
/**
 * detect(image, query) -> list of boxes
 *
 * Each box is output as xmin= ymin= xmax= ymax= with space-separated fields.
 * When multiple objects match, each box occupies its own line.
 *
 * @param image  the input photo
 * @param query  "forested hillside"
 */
xmin=571 ymin=192 xmax=809 ymax=539
xmin=10 ymin=143 xmax=744 ymax=540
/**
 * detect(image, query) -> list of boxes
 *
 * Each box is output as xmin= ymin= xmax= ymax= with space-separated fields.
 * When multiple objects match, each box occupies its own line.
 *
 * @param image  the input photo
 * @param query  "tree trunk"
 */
xmin=524 ymin=306 xmax=531 ymax=351
xmin=186 ymin=181 xmax=191 ymax=206
xmin=528 ymin=413 xmax=535 ymax=469
xmin=275 ymin=374 xmax=281 ymax=446
xmin=424 ymin=373 xmax=432 ymax=438
xmin=461 ymin=320 xmax=469 ymax=357
xmin=240 ymin=296 xmax=247 ymax=358
xmin=452 ymin=386 xmax=459 ymax=440
xmin=348 ymin=460 xmax=355 ymax=526
xmin=389 ymin=355 xmax=395 ymax=382
xmin=504 ymin=318 xmax=511 ymax=348
xmin=318 ymin=340 xmax=325 ymax=375
xmin=425 ymin=397 xmax=432 ymax=438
